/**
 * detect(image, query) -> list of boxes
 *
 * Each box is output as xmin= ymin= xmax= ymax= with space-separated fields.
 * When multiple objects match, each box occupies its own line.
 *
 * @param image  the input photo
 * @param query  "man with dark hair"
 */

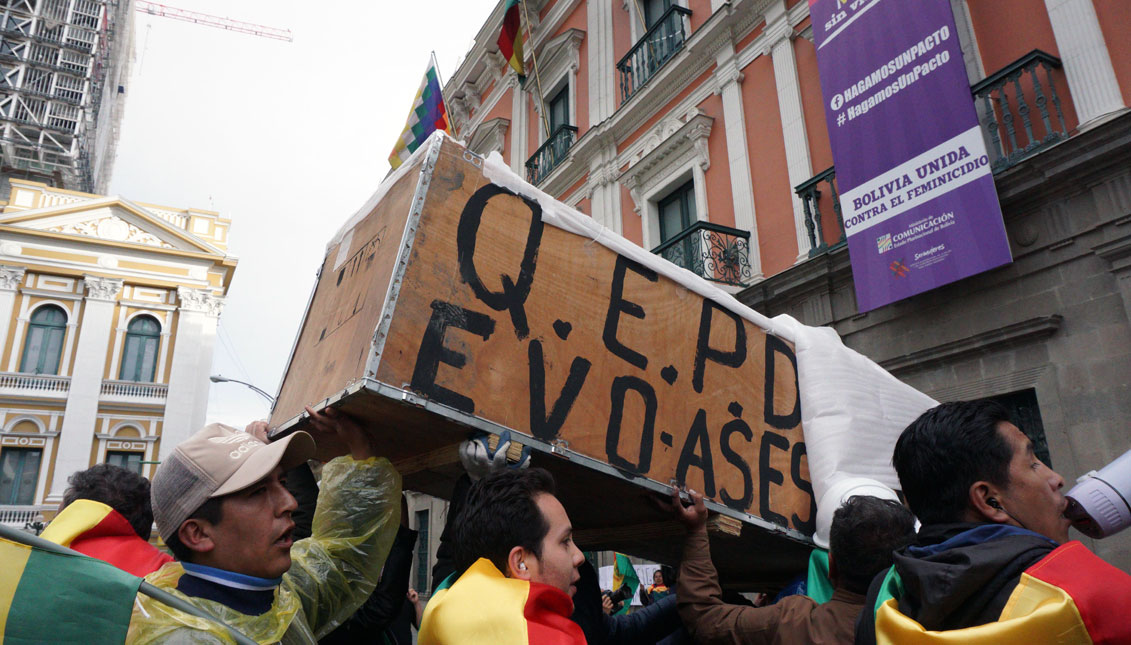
xmin=41 ymin=463 xmax=173 ymax=576
xmin=672 ymin=489 xmax=915 ymax=644
xmin=128 ymin=408 xmax=402 ymax=644
xmin=419 ymin=467 xmax=587 ymax=644
xmin=857 ymin=400 xmax=1131 ymax=643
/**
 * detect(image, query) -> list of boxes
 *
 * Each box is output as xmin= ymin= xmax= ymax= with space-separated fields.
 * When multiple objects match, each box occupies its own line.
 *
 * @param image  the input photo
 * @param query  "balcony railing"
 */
xmin=526 ymin=124 xmax=578 ymax=185
xmin=0 ymin=505 xmax=51 ymax=531
xmin=651 ymin=221 xmax=752 ymax=286
xmin=100 ymin=379 xmax=168 ymax=401
xmin=795 ymin=167 xmax=845 ymax=258
xmin=0 ymin=371 xmax=70 ymax=396
xmin=617 ymin=5 xmax=691 ymax=105
xmin=972 ymin=50 xmax=1068 ymax=173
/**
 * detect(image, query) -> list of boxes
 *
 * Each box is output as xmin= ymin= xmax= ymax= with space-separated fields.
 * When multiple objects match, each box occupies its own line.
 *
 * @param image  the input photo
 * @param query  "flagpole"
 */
xmin=431 ymin=50 xmax=453 ymax=136
xmin=631 ymin=0 xmax=647 ymax=30
xmin=0 ymin=523 xmax=258 ymax=645
xmin=519 ymin=0 xmax=551 ymax=138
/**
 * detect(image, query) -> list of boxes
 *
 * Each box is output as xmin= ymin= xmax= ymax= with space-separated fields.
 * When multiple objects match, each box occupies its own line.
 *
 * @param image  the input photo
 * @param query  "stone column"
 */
xmin=1044 ymin=0 xmax=1124 ymax=124
xmin=46 ymin=275 xmax=122 ymax=502
xmin=0 ymin=265 xmax=26 ymax=357
xmin=765 ymin=0 xmax=815 ymax=260
xmin=714 ymin=44 xmax=763 ymax=280
xmin=587 ymin=0 xmax=617 ymax=123
xmin=587 ymin=138 xmax=623 ymax=235
xmin=509 ymin=75 xmax=529 ymax=175
xmin=159 ymin=287 xmax=224 ymax=463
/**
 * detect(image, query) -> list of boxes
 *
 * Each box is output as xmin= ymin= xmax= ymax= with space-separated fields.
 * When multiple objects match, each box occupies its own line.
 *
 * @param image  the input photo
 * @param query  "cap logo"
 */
xmin=208 ymin=434 xmax=263 ymax=459
xmin=209 ymin=435 xmax=264 ymax=446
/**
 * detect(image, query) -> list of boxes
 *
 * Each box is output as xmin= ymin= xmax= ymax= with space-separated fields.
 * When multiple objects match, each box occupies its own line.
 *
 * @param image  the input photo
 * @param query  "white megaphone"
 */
xmin=1065 ymin=448 xmax=1131 ymax=539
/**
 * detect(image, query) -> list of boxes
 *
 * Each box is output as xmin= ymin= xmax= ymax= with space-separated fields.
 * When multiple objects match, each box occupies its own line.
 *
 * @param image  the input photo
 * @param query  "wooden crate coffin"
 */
xmin=271 ymin=136 xmax=815 ymax=587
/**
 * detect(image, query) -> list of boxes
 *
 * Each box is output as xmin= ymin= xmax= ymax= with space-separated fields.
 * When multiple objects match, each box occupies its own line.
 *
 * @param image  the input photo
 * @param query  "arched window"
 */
xmin=19 ymin=305 xmax=67 ymax=375
xmin=119 ymin=315 xmax=161 ymax=382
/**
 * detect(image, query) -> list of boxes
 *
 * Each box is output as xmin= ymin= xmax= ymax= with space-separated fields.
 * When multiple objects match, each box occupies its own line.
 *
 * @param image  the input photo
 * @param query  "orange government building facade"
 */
xmin=0 ymin=179 xmax=236 ymax=529
xmin=443 ymin=0 xmax=1131 ymax=569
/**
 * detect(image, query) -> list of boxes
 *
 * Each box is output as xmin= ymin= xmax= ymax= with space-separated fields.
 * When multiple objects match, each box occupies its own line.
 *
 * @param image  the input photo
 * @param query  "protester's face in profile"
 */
xmin=207 ymin=466 xmax=298 ymax=578
xmin=997 ymin=422 xmax=1070 ymax=544
xmin=529 ymin=493 xmax=584 ymax=596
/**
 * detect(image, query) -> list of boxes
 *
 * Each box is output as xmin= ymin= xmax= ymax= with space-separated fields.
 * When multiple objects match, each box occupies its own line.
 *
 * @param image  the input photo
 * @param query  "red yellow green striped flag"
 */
xmin=611 ymin=552 xmax=640 ymax=616
xmin=497 ymin=0 xmax=525 ymax=78
xmin=40 ymin=499 xmax=172 ymax=577
xmin=0 ymin=532 xmax=141 ymax=643
xmin=872 ymin=541 xmax=1131 ymax=643
xmin=419 ymin=558 xmax=585 ymax=644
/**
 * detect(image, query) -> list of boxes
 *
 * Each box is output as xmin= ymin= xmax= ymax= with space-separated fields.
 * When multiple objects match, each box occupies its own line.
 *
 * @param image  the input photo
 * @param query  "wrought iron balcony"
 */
xmin=972 ymin=50 xmax=1068 ymax=173
xmin=651 ymin=221 xmax=752 ymax=286
xmin=526 ymin=124 xmax=578 ymax=185
xmin=795 ymin=167 xmax=845 ymax=258
xmin=617 ymin=5 xmax=691 ymax=105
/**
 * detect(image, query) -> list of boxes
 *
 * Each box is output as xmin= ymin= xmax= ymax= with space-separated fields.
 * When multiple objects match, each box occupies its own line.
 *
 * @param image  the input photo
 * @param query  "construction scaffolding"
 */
xmin=0 ymin=0 xmax=133 ymax=194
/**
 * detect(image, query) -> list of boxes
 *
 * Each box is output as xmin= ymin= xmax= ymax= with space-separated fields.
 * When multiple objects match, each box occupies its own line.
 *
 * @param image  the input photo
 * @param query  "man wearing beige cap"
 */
xmin=128 ymin=408 xmax=402 ymax=644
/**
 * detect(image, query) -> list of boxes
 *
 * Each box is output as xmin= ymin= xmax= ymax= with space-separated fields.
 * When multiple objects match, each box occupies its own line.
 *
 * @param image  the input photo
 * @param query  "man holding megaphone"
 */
xmin=855 ymin=400 xmax=1131 ymax=645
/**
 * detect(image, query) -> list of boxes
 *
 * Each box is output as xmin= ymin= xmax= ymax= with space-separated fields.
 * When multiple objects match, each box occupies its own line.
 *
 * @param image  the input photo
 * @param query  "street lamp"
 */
xmin=210 ymin=374 xmax=275 ymax=405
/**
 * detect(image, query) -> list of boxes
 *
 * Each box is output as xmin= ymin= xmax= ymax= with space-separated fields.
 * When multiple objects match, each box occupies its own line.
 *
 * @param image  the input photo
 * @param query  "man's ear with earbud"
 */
xmin=969 ymin=481 xmax=1012 ymax=524
xmin=507 ymin=545 xmax=533 ymax=580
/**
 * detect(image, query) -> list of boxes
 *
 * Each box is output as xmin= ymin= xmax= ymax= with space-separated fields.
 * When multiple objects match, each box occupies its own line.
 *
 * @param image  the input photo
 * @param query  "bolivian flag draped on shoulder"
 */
xmin=0 ymin=529 xmax=140 ymax=643
xmin=388 ymin=55 xmax=450 ymax=170
xmin=0 ymin=524 xmax=256 ymax=645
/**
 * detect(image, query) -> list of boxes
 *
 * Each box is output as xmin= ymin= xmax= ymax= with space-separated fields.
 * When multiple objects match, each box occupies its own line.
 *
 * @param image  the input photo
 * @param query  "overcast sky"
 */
xmin=109 ymin=0 xmax=498 ymax=426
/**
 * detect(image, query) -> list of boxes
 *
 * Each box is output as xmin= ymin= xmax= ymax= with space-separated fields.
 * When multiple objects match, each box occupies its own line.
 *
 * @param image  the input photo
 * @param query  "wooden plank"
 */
xmin=271 ymin=166 xmax=420 ymax=426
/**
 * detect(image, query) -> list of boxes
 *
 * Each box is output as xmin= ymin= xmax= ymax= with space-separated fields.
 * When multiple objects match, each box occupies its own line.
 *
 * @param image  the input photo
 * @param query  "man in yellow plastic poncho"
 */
xmin=128 ymin=407 xmax=401 ymax=644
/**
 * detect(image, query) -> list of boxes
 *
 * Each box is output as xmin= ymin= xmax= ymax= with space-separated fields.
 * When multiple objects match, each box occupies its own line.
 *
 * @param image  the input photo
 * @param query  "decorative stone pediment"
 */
xmin=46 ymin=214 xmax=175 ymax=249
xmin=531 ymin=28 xmax=585 ymax=83
xmin=4 ymin=199 xmax=220 ymax=254
xmin=468 ymin=118 xmax=510 ymax=157
xmin=620 ymin=109 xmax=713 ymax=206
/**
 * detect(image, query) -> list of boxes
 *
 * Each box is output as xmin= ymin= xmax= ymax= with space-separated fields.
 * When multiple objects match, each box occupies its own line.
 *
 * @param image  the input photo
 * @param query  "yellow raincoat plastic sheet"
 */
xmin=127 ymin=456 xmax=401 ymax=644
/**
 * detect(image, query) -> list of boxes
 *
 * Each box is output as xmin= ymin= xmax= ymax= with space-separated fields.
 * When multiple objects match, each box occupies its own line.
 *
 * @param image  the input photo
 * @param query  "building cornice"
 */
xmin=17 ymin=287 xmax=82 ymax=301
xmin=1 ymin=196 xmax=223 ymax=255
xmin=0 ymin=225 xmax=237 ymax=265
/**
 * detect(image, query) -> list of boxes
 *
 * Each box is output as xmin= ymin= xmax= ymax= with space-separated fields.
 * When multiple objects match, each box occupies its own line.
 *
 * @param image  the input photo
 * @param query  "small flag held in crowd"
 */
xmin=0 ymin=533 xmax=141 ymax=643
xmin=497 ymin=0 xmax=525 ymax=78
xmin=388 ymin=55 xmax=451 ymax=170
xmin=611 ymin=552 xmax=640 ymax=615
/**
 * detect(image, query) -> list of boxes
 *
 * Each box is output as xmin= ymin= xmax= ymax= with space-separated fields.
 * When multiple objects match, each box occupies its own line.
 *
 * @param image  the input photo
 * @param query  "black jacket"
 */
xmin=855 ymin=523 xmax=1057 ymax=644
xmin=571 ymin=559 xmax=686 ymax=645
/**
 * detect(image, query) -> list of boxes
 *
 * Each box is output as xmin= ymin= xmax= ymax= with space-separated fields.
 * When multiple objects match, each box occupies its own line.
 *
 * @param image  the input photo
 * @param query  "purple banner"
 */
xmin=809 ymin=0 xmax=1011 ymax=312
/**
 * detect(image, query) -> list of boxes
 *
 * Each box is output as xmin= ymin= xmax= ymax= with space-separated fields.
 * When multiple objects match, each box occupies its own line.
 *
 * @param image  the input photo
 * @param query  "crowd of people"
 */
xmin=38 ymin=399 xmax=1131 ymax=644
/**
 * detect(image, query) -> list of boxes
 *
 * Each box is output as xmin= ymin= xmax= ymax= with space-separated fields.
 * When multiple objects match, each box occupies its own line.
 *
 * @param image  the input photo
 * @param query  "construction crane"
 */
xmin=134 ymin=1 xmax=293 ymax=42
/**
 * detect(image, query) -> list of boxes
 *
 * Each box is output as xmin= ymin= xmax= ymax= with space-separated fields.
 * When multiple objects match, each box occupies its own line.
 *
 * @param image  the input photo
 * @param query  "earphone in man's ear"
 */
xmin=987 ymin=497 xmax=1029 ymax=530
xmin=518 ymin=562 xmax=527 ymax=571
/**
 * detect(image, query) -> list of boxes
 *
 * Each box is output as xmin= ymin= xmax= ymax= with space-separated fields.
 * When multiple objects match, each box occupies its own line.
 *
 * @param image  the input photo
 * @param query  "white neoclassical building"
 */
xmin=0 ymin=178 xmax=236 ymax=528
